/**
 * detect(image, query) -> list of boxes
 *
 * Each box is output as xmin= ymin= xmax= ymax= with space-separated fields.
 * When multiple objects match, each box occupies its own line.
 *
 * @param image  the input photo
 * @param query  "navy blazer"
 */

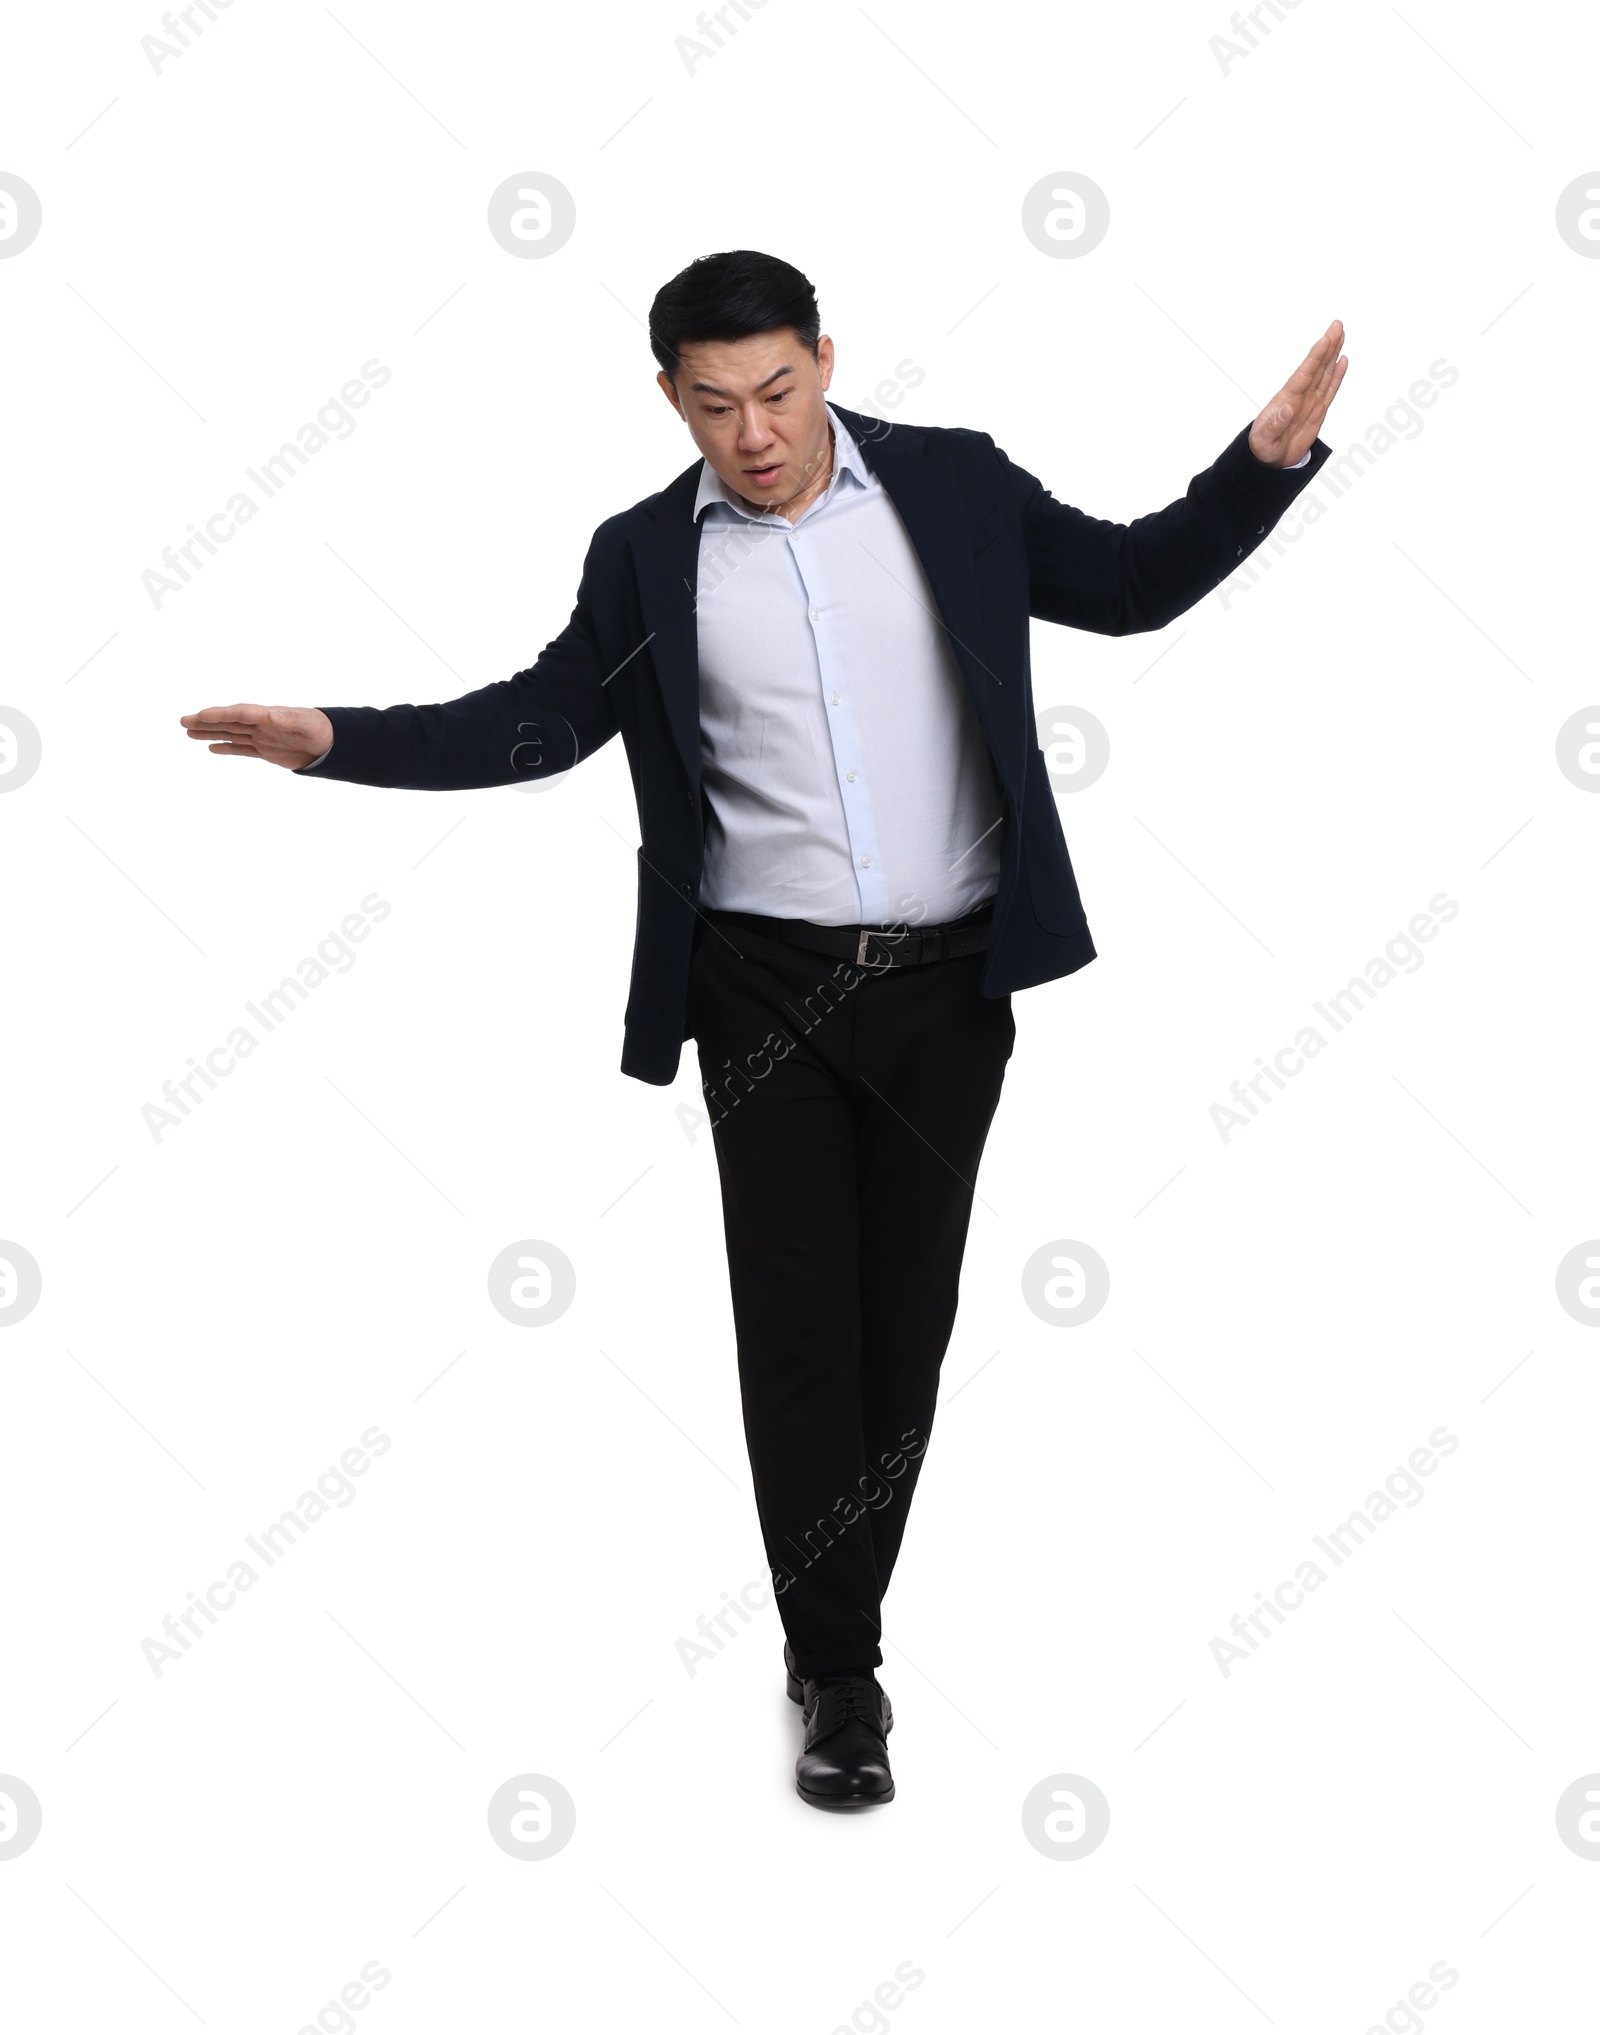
xmin=301 ymin=406 xmax=1330 ymax=1084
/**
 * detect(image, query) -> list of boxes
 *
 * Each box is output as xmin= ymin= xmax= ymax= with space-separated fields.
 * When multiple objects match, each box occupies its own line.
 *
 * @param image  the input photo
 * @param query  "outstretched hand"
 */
xmin=1249 ymin=320 xmax=1348 ymax=468
xmin=180 ymin=703 xmax=333 ymax=770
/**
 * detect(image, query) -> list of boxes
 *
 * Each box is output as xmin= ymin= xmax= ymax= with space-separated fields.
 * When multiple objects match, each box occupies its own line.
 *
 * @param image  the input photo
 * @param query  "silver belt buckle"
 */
xmin=856 ymin=926 xmax=904 ymax=972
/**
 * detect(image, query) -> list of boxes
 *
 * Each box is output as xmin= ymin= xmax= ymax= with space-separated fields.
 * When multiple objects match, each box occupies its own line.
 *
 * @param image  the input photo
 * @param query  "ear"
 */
xmin=656 ymin=368 xmax=685 ymax=419
xmin=816 ymin=334 xmax=834 ymax=392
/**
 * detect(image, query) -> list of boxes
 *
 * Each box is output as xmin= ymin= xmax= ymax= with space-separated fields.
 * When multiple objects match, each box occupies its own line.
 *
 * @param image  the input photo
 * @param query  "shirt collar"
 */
xmin=693 ymin=403 xmax=869 ymax=523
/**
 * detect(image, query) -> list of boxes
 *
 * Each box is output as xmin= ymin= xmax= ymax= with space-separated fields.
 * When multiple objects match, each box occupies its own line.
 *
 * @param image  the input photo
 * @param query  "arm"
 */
xmin=1001 ymin=317 xmax=1348 ymax=637
xmin=182 ymin=535 xmax=621 ymax=789
xmin=1000 ymin=423 xmax=1330 ymax=637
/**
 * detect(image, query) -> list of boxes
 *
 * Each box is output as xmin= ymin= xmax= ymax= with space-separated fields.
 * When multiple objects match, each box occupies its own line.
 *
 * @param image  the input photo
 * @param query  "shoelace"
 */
xmin=807 ymin=1676 xmax=884 ymax=1740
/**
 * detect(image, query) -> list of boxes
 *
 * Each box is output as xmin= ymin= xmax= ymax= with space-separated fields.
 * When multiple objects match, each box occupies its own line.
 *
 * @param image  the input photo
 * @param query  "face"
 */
xmin=658 ymin=328 xmax=835 ymax=515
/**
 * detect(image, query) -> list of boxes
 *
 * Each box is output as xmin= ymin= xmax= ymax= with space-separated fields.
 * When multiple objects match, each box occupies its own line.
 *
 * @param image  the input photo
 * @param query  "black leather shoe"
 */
xmin=795 ymin=1672 xmax=895 ymax=1809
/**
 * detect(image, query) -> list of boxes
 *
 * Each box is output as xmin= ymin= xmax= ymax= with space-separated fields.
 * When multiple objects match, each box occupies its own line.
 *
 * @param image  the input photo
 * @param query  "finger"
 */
xmin=1299 ymin=366 xmax=1332 ymax=423
xmin=1313 ymin=342 xmax=1346 ymax=399
xmin=206 ymin=742 xmax=267 ymax=757
xmin=1307 ymin=355 xmax=1348 ymax=417
xmin=181 ymin=704 xmax=275 ymax=728
xmin=1283 ymin=330 xmax=1334 ymax=394
xmin=1296 ymin=359 xmax=1347 ymax=445
xmin=1293 ymin=322 xmax=1343 ymax=394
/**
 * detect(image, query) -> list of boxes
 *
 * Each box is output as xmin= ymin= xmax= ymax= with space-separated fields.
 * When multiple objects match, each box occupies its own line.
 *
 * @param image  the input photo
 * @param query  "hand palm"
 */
xmin=179 ymin=703 xmax=333 ymax=770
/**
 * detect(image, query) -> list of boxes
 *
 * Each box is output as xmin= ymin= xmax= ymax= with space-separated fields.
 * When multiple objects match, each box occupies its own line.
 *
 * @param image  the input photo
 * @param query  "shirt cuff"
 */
xmin=297 ymin=746 xmax=333 ymax=771
xmin=1287 ymin=449 xmax=1311 ymax=470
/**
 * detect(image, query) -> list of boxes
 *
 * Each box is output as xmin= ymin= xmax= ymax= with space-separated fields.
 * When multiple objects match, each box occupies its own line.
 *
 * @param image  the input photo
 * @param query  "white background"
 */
xmin=3 ymin=0 xmax=1597 ymax=2028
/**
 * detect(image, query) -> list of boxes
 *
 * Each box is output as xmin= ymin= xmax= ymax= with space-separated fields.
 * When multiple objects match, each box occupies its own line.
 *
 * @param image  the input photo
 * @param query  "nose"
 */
xmin=736 ymin=404 xmax=776 ymax=453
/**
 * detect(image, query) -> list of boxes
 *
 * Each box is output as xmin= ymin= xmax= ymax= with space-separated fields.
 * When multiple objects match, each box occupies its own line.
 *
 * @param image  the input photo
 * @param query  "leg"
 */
xmin=686 ymin=918 xmax=886 ymax=1680
xmin=852 ymin=953 xmax=1015 ymax=1602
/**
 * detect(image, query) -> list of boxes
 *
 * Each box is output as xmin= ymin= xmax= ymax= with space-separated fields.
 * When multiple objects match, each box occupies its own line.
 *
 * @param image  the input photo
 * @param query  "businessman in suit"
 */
xmin=184 ymin=250 xmax=1347 ymax=1810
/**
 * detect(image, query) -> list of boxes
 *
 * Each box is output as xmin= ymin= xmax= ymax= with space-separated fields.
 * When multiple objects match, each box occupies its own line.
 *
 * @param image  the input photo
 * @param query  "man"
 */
xmin=183 ymin=250 xmax=1347 ymax=1810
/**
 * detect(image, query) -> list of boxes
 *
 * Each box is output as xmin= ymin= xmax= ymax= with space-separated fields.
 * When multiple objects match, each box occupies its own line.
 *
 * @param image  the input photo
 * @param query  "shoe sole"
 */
xmin=796 ymin=1778 xmax=896 ymax=1808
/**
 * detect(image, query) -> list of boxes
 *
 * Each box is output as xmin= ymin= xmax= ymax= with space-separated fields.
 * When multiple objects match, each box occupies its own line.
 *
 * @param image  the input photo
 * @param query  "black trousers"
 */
xmin=685 ymin=908 xmax=1015 ymax=1681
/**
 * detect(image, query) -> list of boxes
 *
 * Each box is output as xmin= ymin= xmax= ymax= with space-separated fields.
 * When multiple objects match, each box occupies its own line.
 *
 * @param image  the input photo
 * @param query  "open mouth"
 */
xmin=744 ymin=463 xmax=783 ymax=486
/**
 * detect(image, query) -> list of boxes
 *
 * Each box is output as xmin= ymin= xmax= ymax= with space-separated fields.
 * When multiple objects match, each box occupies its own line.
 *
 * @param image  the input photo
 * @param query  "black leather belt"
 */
xmin=705 ymin=901 xmax=993 ymax=969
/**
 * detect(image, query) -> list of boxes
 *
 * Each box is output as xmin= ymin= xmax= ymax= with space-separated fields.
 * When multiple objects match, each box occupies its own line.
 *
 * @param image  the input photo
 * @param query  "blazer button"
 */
xmin=681 ymin=881 xmax=693 ymax=896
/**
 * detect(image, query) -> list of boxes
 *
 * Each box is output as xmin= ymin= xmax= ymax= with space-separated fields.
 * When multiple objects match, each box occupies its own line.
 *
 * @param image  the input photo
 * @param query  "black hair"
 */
xmin=648 ymin=250 xmax=820 ymax=380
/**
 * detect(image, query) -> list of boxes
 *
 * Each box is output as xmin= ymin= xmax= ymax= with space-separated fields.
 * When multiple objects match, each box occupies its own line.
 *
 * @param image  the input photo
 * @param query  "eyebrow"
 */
xmin=688 ymin=365 xmax=795 ymax=397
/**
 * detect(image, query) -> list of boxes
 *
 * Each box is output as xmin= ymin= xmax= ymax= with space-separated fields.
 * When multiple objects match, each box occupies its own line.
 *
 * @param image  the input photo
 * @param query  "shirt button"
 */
xmin=830 ymin=692 xmax=840 ymax=705
xmin=860 ymin=856 xmax=871 ymax=869
xmin=809 ymin=606 xmax=821 ymax=620
xmin=846 ymin=770 xmax=857 ymax=782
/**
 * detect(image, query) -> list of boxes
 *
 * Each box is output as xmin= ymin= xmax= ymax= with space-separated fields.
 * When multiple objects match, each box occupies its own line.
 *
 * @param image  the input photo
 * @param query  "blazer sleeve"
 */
xmin=294 ymin=534 xmax=621 ymax=790
xmin=995 ymin=424 xmax=1331 ymax=637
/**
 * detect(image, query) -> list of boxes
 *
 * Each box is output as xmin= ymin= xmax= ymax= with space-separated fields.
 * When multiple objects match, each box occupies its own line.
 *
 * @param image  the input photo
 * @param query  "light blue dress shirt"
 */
xmin=693 ymin=404 xmax=1003 ymax=929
